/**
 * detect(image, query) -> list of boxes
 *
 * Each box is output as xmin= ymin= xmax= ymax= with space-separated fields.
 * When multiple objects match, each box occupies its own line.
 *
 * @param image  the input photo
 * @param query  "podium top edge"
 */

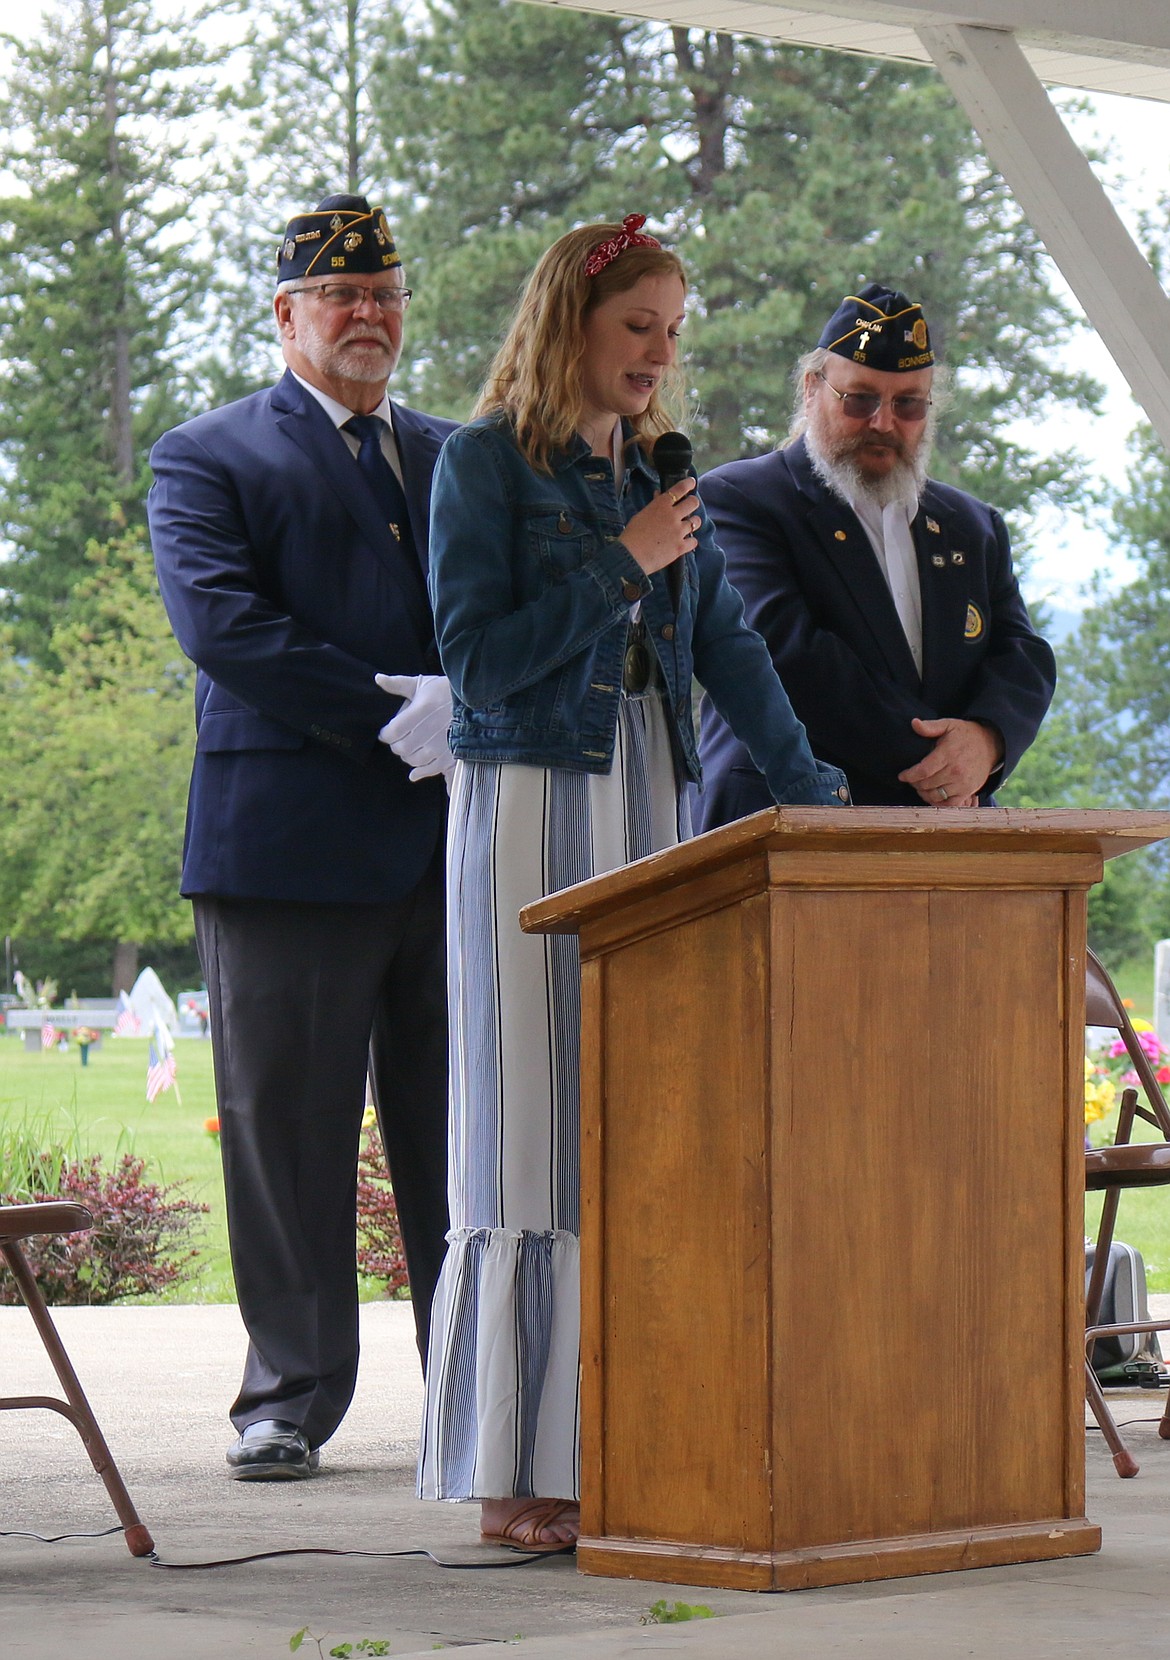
xmin=518 ymin=806 xmax=1170 ymax=933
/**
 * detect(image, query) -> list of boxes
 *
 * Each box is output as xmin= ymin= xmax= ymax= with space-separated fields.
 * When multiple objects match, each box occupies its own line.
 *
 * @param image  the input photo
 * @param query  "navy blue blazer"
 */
xmin=148 ymin=371 xmax=458 ymax=903
xmin=695 ymin=437 xmax=1056 ymax=821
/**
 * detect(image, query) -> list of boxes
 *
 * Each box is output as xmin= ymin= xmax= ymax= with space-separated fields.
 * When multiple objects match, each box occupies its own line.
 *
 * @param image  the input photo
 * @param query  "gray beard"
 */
xmin=804 ymin=418 xmax=930 ymax=510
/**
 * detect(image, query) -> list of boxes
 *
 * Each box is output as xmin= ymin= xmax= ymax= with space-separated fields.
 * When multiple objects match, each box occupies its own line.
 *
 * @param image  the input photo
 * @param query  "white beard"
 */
xmin=295 ymin=310 xmax=399 ymax=386
xmin=804 ymin=406 xmax=931 ymax=510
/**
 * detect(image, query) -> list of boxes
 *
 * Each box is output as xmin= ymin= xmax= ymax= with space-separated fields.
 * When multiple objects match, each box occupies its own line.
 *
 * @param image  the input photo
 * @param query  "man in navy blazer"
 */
xmin=149 ymin=194 xmax=457 ymax=1480
xmin=695 ymin=285 xmax=1056 ymax=823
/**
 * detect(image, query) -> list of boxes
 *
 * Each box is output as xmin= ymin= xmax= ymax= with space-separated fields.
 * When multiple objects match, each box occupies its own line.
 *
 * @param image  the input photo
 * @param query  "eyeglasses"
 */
xmin=283 ymin=282 xmax=413 ymax=313
xmin=816 ymin=371 xmax=930 ymax=423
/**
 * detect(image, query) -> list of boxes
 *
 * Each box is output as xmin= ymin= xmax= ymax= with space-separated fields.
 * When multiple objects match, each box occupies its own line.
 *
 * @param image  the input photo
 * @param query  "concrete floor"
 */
xmin=3 ymin=1299 xmax=1170 ymax=1659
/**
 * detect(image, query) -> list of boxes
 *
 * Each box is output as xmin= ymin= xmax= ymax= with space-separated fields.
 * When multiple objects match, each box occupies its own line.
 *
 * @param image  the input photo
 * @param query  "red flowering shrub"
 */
xmin=0 ymin=1152 xmax=208 ymax=1306
xmin=355 ymin=1125 xmax=409 ymax=1294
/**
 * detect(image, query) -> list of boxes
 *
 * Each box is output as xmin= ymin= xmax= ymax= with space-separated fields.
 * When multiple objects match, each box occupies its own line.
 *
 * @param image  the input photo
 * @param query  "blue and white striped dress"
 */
xmin=418 ymin=686 xmax=689 ymax=1501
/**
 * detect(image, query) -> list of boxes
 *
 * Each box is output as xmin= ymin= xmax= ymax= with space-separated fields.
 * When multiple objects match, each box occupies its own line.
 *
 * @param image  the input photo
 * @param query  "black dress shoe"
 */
xmin=226 ymin=1418 xmax=320 ymax=1481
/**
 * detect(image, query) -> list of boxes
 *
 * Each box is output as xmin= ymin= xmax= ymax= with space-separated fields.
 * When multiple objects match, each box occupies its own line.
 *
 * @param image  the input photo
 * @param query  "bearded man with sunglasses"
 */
xmin=694 ymin=284 xmax=1055 ymax=819
xmin=149 ymin=195 xmax=456 ymax=1480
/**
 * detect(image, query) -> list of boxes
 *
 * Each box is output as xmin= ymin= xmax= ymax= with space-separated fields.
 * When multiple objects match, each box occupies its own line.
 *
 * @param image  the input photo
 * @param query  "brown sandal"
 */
xmin=480 ymin=1498 xmax=579 ymax=1553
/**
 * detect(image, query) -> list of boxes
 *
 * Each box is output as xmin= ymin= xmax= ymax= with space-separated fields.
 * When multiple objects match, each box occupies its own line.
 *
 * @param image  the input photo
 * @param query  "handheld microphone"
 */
xmin=652 ymin=430 xmax=694 ymax=613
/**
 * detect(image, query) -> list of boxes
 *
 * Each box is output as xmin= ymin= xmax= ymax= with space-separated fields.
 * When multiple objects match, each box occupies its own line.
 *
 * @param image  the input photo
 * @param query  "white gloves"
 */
xmin=375 ymin=673 xmax=455 ymax=782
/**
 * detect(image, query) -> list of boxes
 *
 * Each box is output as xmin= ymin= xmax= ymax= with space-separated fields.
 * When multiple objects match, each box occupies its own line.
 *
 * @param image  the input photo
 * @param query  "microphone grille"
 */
xmin=652 ymin=431 xmax=693 ymax=473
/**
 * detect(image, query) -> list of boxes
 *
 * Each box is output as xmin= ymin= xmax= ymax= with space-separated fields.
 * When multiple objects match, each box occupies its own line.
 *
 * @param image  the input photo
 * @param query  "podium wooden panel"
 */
xmin=520 ymin=809 xmax=1170 ymax=1592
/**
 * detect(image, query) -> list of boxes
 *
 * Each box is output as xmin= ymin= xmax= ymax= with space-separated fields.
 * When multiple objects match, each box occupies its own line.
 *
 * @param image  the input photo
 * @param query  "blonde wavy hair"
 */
xmin=474 ymin=222 xmax=688 ymax=472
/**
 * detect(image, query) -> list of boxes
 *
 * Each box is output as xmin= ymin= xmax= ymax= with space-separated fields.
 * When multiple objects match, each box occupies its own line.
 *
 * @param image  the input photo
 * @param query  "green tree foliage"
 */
xmin=192 ymin=0 xmax=403 ymax=407
xmin=0 ymin=530 xmax=194 ymax=945
xmin=1002 ymin=421 xmax=1170 ymax=957
xmin=999 ymin=648 xmax=1122 ymax=810
xmin=998 ymin=662 xmax=1155 ymax=961
xmin=1007 ymin=422 xmax=1170 ymax=820
xmin=235 ymin=0 xmax=395 ymax=201
xmin=371 ymin=0 xmax=676 ymax=416
xmin=1072 ymin=425 xmax=1170 ymax=805
xmin=0 ymin=0 xmax=212 ymax=659
xmin=373 ymin=3 xmax=1098 ymax=531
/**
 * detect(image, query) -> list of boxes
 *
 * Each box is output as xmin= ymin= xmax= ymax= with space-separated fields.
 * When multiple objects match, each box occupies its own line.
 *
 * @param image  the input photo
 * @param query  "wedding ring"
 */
xmin=937 ymin=786 xmax=949 ymax=801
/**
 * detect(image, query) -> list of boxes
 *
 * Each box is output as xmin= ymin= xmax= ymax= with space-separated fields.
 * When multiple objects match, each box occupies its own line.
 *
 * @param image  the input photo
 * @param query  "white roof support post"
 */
xmin=918 ymin=22 xmax=1170 ymax=453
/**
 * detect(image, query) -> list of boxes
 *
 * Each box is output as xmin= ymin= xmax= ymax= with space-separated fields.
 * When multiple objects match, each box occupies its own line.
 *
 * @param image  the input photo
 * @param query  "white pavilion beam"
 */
xmin=918 ymin=22 xmax=1170 ymax=453
xmin=533 ymin=0 xmax=1170 ymax=102
xmin=832 ymin=1 xmax=1170 ymax=58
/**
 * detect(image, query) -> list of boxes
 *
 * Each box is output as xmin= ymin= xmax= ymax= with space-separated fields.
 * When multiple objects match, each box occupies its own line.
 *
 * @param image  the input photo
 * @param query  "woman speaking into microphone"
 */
xmin=418 ymin=215 xmax=847 ymax=1551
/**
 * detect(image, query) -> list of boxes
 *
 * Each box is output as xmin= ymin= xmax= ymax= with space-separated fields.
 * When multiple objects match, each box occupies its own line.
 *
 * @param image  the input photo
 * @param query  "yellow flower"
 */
xmin=1132 ymin=1016 xmax=1154 ymax=1034
xmin=1084 ymin=1057 xmax=1115 ymax=1125
xmin=362 ymin=1103 xmax=377 ymax=1130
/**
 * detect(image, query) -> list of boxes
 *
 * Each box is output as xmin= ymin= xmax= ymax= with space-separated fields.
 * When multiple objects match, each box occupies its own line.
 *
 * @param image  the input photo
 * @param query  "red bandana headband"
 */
xmin=584 ymin=214 xmax=662 ymax=277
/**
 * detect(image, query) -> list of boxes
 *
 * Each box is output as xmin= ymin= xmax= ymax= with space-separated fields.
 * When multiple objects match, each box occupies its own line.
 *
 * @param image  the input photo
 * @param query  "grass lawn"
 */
xmin=0 ymin=1031 xmax=233 ymax=1300
xmin=2 ymin=946 xmax=1168 ymax=1300
xmin=0 ymin=1031 xmax=405 ymax=1306
xmin=1108 ymin=955 xmax=1155 ymax=1023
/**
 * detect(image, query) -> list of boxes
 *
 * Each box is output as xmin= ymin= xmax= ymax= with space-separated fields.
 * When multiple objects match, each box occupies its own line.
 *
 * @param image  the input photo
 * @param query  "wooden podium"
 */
xmin=520 ymin=808 xmax=1170 ymax=1592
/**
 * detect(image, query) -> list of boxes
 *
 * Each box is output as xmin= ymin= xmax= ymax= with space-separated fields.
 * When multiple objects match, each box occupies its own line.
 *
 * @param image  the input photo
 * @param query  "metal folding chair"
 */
xmin=1084 ymin=949 xmax=1170 ymax=1477
xmin=0 ymin=1202 xmax=153 ymax=1555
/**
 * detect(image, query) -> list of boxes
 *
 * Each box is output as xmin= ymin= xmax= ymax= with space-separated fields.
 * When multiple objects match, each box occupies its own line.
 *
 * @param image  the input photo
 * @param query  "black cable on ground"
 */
xmin=144 ymin=1542 xmax=573 ymax=1570
xmin=0 ymin=1525 xmax=123 ymax=1543
xmin=1087 ymin=1418 xmax=1169 ymax=1432
xmin=0 ymin=1525 xmax=570 ymax=1568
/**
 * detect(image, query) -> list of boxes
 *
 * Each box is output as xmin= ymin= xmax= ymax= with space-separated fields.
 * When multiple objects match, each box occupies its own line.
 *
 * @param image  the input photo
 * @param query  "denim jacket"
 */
xmin=428 ymin=415 xmax=848 ymax=806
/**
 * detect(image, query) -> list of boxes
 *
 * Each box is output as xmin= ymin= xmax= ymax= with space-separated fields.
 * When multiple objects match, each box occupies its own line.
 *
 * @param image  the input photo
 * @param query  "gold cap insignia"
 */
xmin=912 ymin=319 xmax=928 ymax=351
xmin=964 ymin=603 xmax=984 ymax=640
xmin=281 ymin=238 xmax=296 ymax=261
xmin=343 ymin=230 xmax=362 ymax=252
xmin=329 ymin=214 xmax=343 ymax=232
xmin=925 ymin=517 xmax=940 ymax=534
xmin=834 ymin=529 xmax=847 ymax=542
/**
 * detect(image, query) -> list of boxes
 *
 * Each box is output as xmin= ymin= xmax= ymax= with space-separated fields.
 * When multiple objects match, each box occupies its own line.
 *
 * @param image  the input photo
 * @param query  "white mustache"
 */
xmin=339 ymin=329 xmax=392 ymax=349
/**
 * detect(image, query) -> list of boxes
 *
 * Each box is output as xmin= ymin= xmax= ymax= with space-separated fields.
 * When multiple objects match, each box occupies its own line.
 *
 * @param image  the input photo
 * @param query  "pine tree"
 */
xmin=664 ymin=41 xmax=1099 ymax=512
xmin=370 ymin=3 xmax=1098 ymax=533
xmin=234 ymin=0 xmax=394 ymax=202
xmin=0 ymin=0 xmax=213 ymax=660
xmin=190 ymin=0 xmax=404 ymax=408
xmin=370 ymin=0 xmax=683 ymax=415
xmin=1000 ymin=423 xmax=1170 ymax=954
xmin=1068 ymin=424 xmax=1170 ymax=805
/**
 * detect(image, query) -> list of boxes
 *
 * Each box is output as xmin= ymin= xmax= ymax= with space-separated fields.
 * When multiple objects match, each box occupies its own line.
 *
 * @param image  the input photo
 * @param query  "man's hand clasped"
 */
xmin=897 ymin=715 xmax=1003 ymax=808
xmin=376 ymin=673 xmax=455 ymax=783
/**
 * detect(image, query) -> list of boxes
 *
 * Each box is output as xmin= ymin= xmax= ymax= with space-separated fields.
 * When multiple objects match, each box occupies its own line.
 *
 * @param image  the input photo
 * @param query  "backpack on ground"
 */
xmin=1085 ymin=1240 xmax=1166 ymax=1383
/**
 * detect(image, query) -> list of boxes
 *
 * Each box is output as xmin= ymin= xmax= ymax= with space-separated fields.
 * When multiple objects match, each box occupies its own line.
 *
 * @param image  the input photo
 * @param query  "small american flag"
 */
xmin=146 ymin=1017 xmax=178 ymax=1103
xmin=113 ymin=992 xmax=141 ymax=1037
xmin=40 ymin=1019 xmax=57 ymax=1051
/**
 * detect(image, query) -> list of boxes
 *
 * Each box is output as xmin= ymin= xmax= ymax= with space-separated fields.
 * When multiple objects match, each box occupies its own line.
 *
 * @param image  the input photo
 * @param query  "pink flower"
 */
xmin=1140 ymin=1030 xmax=1165 ymax=1062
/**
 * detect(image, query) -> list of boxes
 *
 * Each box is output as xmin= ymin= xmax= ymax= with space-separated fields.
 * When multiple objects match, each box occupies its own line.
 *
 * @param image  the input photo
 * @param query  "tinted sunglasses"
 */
xmin=817 ymin=371 xmax=931 ymax=423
